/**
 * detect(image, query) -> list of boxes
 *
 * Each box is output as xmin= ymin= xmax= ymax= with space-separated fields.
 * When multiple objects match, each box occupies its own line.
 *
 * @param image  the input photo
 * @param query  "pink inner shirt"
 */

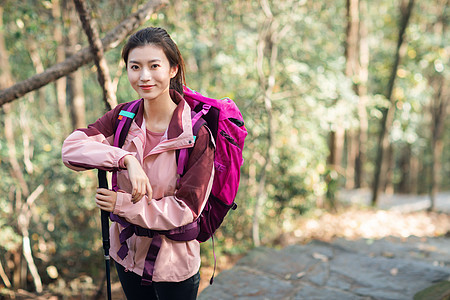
xmin=144 ymin=129 xmax=165 ymax=156
xmin=119 ymin=129 xmax=165 ymax=168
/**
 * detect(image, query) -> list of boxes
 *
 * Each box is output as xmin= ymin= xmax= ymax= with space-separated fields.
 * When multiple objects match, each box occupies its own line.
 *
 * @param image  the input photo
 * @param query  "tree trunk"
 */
xmin=327 ymin=131 xmax=345 ymax=184
xmin=398 ymin=144 xmax=412 ymax=193
xmin=429 ymin=78 xmax=448 ymax=210
xmin=0 ymin=8 xmax=29 ymax=199
xmin=66 ymin=1 xmax=86 ymax=130
xmin=327 ymin=129 xmax=345 ymax=173
xmin=252 ymin=2 xmax=274 ymax=246
xmin=345 ymin=131 xmax=358 ymax=189
xmin=12 ymin=248 xmax=21 ymax=289
xmin=330 ymin=0 xmax=359 ymax=193
xmin=410 ymin=152 xmax=420 ymax=194
xmin=52 ymin=0 xmax=69 ymax=128
xmin=74 ymin=0 xmax=117 ymax=110
xmin=0 ymin=8 xmax=21 ymax=289
xmin=344 ymin=0 xmax=359 ymax=77
xmin=428 ymin=0 xmax=448 ymax=211
xmin=325 ymin=126 xmax=344 ymax=209
xmin=19 ymin=100 xmax=34 ymax=175
xmin=371 ymin=0 xmax=415 ymax=205
xmin=0 ymin=6 xmax=13 ymax=89
xmin=252 ymin=0 xmax=288 ymax=246
xmin=417 ymin=157 xmax=428 ymax=194
xmin=0 ymin=0 xmax=166 ymax=107
xmin=355 ymin=0 xmax=369 ymax=188
xmin=384 ymin=143 xmax=395 ymax=194
xmin=26 ymin=41 xmax=47 ymax=108
xmin=344 ymin=0 xmax=360 ymax=189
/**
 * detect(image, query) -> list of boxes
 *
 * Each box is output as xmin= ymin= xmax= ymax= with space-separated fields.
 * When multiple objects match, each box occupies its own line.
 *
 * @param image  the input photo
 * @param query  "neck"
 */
xmin=143 ymin=92 xmax=177 ymax=133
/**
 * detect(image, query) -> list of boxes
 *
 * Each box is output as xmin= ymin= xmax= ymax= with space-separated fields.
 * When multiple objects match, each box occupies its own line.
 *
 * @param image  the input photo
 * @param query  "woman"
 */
xmin=62 ymin=27 xmax=215 ymax=299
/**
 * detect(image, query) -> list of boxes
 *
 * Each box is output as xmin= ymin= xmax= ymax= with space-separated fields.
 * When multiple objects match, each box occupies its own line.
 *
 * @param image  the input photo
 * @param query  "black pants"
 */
xmin=115 ymin=261 xmax=200 ymax=300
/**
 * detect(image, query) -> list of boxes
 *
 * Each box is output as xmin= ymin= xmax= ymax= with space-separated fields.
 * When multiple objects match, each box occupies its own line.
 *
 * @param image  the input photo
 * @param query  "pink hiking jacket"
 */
xmin=62 ymin=91 xmax=215 ymax=282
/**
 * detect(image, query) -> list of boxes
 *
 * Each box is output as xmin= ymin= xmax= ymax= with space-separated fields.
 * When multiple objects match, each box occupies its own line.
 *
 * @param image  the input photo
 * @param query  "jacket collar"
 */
xmin=167 ymin=90 xmax=186 ymax=140
xmin=131 ymin=90 xmax=194 ymax=155
xmin=133 ymin=89 xmax=188 ymax=140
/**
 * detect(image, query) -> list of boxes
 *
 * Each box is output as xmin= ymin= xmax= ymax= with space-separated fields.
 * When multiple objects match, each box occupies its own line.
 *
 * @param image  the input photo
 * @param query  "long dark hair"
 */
xmin=122 ymin=27 xmax=186 ymax=96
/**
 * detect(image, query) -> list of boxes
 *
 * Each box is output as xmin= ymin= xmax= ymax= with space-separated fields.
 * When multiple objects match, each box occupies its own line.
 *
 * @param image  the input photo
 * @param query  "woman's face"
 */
xmin=127 ymin=44 xmax=178 ymax=102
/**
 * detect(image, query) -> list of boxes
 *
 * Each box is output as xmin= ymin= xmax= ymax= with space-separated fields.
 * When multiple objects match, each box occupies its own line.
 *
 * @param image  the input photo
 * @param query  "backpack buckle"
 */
xmin=202 ymin=104 xmax=211 ymax=114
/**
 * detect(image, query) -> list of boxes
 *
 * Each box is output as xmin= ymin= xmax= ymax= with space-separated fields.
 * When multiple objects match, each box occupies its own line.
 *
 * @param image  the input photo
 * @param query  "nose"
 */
xmin=140 ymin=67 xmax=151 ymax=81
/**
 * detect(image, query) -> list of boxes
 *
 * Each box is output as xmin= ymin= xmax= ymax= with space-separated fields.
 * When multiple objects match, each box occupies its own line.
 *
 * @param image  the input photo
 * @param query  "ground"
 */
xmin=2 ymin=198 xmax=450 ymax=299
xmin=198 ymin=204 xmax=450 ymax=295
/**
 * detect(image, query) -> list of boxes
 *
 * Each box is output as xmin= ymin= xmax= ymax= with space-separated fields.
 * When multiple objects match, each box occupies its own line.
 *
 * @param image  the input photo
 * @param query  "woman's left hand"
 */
xmin=95 ymin=188 xmax=117 ymax=212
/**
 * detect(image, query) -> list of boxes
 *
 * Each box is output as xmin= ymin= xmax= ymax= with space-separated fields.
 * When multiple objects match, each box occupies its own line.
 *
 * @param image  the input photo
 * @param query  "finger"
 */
xmin=131 ymin=185 xmax=137 ymax=202
xmin=97 ymin=200 xmax=113 ymax=212
xmin=131 ymin=183 xmax=139 ymax=203
xmin=136 ymin=182 xmax=144 ymax=200
xmin=133 ymin=182 xmax=144 ymax=203
xmin=96 ymin=193 xmax=109 ymax=201
xmin=146 ymin=182 xmax=153 ymax=198
xmin=96 ymin=197 xmax=109 ymax=206
xmin=136 ymin=192 xmax=144 ymax=203
xmin=132 ymin=194 xmax=140 ymax=204
xmin=140 ymin=181 xmax=148 ymax=200
xmin=133 ymin=193 xmax=143 ymax=203
xmin=96 ymin=199 xmax=107 ymax=210
xmin=131 ymin=184 xmax=136 ymax=198
xmin=97 ymin=188 xmax=110 ymax=195
xmin=139 ymin=181 xmax=147 ymax=200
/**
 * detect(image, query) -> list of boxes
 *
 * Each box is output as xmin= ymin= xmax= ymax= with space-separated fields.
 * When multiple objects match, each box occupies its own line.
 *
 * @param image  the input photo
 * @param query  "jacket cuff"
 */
xmin=117 ymin=154 xmax=132 ymax=169
xmin=113 ymin=191 xmax=127 ymax=215
xmin=113 ymin=150 xmax=133 ymax=169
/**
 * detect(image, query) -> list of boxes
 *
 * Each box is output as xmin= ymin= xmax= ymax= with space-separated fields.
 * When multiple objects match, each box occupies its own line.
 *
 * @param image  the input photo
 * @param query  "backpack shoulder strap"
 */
xmin=111 ymin=99 xmax=141 ymax=191
xmin=114 ymin=99 xmax=141 ymax=148
xmin=176 ymin=109 xmax=208 ymax=178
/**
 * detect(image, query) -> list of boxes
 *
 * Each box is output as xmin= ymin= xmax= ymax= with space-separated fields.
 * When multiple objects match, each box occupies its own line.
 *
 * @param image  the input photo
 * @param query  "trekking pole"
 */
xmin=98 ymin=169 xmax=112 ymax=300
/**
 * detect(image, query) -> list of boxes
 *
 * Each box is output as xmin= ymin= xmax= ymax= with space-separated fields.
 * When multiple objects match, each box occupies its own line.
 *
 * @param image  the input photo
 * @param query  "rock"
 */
xmin=199 ymin=237 xmax=450 ymax=300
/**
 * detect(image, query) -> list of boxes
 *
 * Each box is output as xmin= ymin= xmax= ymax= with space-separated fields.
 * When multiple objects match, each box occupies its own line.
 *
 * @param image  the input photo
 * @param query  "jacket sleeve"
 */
xmin=113 ymin=125 xmax=215 ymax=230
xmin=61 ymin=104 xmax=131 ymax=172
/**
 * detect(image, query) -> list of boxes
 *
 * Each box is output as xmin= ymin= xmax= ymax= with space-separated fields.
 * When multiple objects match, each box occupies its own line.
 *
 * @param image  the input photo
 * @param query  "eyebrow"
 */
xmin=128 ymin=59 xmax=162 ymax=64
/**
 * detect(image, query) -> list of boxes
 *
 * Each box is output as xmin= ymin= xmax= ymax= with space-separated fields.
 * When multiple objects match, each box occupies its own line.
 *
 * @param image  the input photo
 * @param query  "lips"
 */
xmin=139 ymin=85 xmax=155 ymax=90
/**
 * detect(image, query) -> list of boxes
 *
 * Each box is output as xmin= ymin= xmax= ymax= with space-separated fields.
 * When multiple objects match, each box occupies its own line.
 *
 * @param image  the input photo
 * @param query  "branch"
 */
xmin=0 ymin=0 xmax=167 ymax=107
xmin=17 ymin=185 xmax=44 ymax=293
xmin=0 ymin=260 xmax=11 ymax=289
xmin=4 ymin=104 xmax=30 ymax=197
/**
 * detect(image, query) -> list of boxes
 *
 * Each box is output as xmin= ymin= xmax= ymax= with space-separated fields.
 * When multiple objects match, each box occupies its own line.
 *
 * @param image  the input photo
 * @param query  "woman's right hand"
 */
xmin=123 ymin=155 xmax=152 ymax=203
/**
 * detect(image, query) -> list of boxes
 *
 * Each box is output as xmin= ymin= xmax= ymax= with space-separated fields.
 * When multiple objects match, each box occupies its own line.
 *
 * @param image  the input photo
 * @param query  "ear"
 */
xmin=170 ymin=65 xmax=179 ymax=79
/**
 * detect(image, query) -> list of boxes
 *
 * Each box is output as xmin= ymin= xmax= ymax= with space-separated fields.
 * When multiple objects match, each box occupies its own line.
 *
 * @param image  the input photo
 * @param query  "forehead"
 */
xmin=127 ymin=44 xmax=167 ymax=62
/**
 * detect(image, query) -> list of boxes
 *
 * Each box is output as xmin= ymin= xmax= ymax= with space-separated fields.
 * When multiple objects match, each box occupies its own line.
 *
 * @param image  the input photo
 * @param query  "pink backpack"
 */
xmin=109 ymin=87 xmax=247 ymax=285
xmin=181 ymin=86 xmax=247 ymax=242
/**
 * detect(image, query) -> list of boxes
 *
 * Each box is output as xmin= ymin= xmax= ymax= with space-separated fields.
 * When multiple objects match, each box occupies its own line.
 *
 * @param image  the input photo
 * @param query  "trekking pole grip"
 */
xmin=97 ymin=169 xmax=112 ymax=300
xmin=97 ymin=170 xmax=110 ymax=255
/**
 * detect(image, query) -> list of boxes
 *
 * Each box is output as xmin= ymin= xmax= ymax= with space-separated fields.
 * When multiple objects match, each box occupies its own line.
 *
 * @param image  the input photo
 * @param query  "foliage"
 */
xmin=0 ymin=0 xmax=448 ymax=295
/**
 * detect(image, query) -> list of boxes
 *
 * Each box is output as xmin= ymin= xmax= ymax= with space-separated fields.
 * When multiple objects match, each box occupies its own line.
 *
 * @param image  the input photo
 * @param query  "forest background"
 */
xmin=0 ymin=0 xmax=448 ymax=298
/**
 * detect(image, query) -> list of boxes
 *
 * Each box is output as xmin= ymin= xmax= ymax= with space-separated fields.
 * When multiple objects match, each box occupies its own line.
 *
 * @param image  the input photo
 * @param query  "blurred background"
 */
xmin=0 ymin=0 xmax=448 ymax=298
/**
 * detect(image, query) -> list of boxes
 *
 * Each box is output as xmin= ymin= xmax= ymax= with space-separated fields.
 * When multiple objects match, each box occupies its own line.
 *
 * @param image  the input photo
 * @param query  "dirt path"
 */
xmin=338 ymin=189 xmax=450 ymax=213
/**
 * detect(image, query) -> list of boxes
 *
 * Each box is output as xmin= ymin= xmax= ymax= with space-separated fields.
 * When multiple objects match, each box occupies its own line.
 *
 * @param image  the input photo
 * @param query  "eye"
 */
xmin=130 ymin=65 xmax=140 ymax=70
xmin=151 ymin=64 xmax=160 ymax=69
